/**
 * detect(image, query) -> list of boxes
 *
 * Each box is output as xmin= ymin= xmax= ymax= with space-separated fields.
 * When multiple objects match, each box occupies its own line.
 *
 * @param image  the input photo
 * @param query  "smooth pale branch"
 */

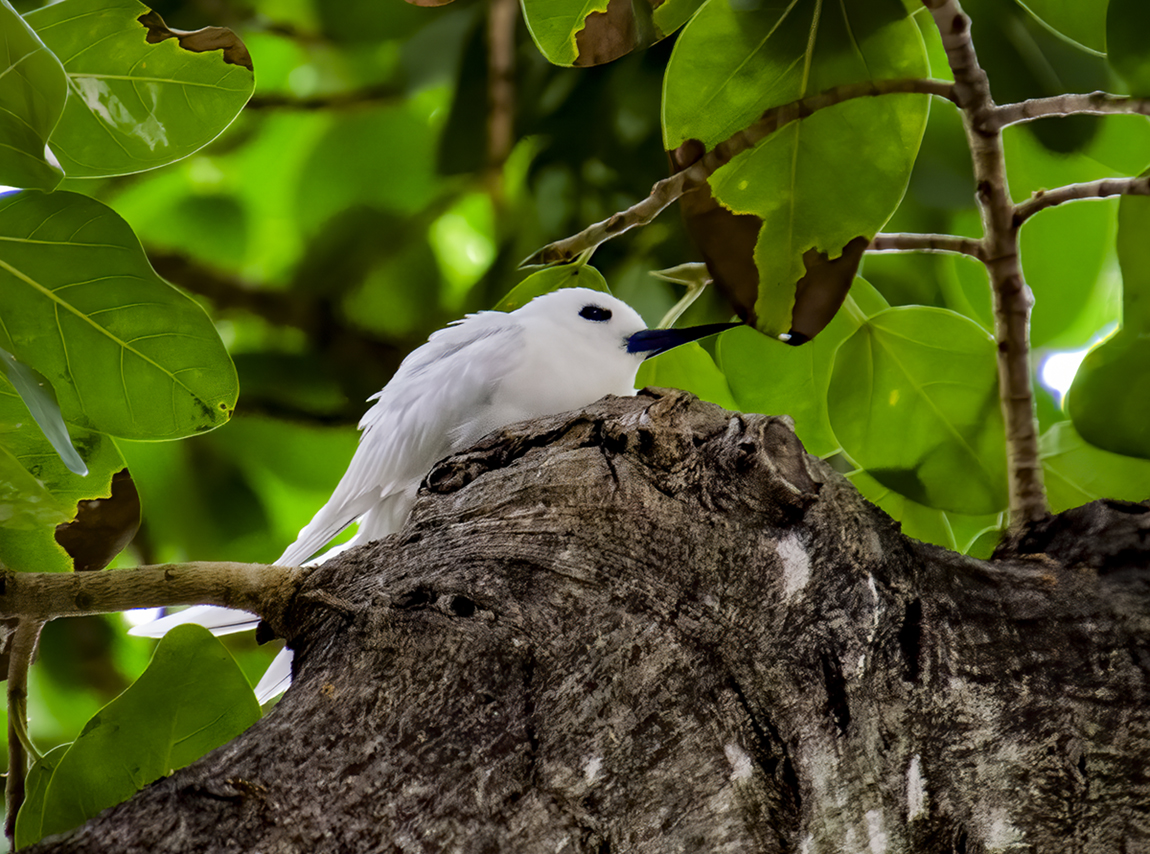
xmin=131 ymin=287 xmax=737 ymax=700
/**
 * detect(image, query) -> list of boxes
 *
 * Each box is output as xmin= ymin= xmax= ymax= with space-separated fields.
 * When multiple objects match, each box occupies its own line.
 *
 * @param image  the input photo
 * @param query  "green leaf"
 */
xmin=521 ymin=0 xmax=703 ymax=67
xmin=1041 ymin=421 xmax=1150 ymax=512
xmin=1016 ymin=0 xmax=1107 ymax=54
xmin=662 ymin=0 xmax=929 ymax=336
xmin=1067 ymin=179 xmax=1150 ymax=458
xmin=495 ymin=264 xmax=610 ymax=312
xmin=718 ymin=278 xmax=887 ymax=458
xmin=31 ymin=624 xmax=260 ymax=845
xmin=1107 ymin=0 xmax=1150 ymax=94
xmin=0 ymin=190 xmax=238 ymax=440
xmin=0 ymin=378 xmax=127 ymax=572
xmin=827 ymin=306 xmax=1008 ymax=515
xmin=637 ymin=341 xmax=737 ymax=410
xmin=0 ymin=346 xmax=86 ymax=475
xmin=0 ymin=0 xmax=66 ymax=189
xmin=14 ymin=744 xmax=68 ymax=849
xmin=25 ymin=0 xmax=254 ymax=178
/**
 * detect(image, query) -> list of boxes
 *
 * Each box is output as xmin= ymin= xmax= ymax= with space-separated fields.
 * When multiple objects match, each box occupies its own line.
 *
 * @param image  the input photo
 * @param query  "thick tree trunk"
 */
xmin=30 ymin=390 xmax=1150 ymax=853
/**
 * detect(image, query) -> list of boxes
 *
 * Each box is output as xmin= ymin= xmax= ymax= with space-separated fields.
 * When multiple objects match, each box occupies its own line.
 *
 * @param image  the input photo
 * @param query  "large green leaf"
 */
xmin=0 ymin=0 xmax=66 ymax=189
xmin=827 ymin=306 xmax=1008 ymax=515
xmin=0 ymin=190 xmax=238 ymax=440
xmin=662 ymin=0 xmax=929 ymax=336
xmin=25 ymin=0 xmax=254 ymax=177
xmin=1016 ymin=0 xmax=1107 ymax=53
xmin=0 ymin=377 xmax=126 ymax=572
xmin=14 ymin=745 xmax=68 ymax=849
xmin=719 ymin=277 xmax=888 ymax=458
xmin=1067 ymin=176 xmax=1150 ymax=459
xmin=637 ymin=341 xmax=737 ymax=409
xmin=1041 ymin=421 xmax=1150 ymax=512
xmin=27 ymin=624 xmax=260 ymax=845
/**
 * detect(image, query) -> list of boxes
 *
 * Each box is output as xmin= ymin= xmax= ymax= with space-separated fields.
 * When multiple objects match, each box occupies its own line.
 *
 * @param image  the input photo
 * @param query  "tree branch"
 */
xmin=993 ymin=91 xmax=1150 ymax=129
xmin=245 ymin=83 xmax=404 ymax=111
xmin=486 ymin=0 xmax=516 ymax=183
xmin=867 ymin=232 xmax=985 ymax=258
xmin=6 ymin=618 xmax=43 ymax=847
xmin=0 ymin=563 xmax=304 ymax=638
xmin=523 ymin=78 xmax=956 ymax=266
xmin=924 ymin=0 xmax=1047 ymax=526
xmin=1014 ymin=176 xmax=1150 ymax=224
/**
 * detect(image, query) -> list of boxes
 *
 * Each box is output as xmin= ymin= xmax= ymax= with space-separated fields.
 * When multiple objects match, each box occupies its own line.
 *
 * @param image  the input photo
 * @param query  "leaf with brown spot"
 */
xmin=137 ymin=11 xmax=253 ymax=71
xmin=55 ymin=469 xmax=141 ymax=572
xmin=523 ymin=0 xmax=703 ymax=67
xmin=787 ymin=236 xmax=868 ymax=345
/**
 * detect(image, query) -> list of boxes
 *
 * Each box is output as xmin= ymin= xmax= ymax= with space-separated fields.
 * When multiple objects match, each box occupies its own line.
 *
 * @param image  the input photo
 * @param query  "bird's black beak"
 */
xmin=626 ymin=322 xmax=741 ymax=359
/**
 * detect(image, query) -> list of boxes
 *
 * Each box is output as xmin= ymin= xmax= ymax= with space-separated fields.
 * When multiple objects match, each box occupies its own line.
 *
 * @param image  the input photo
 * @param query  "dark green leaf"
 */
xmin=0 ymin=190 xmax=238 ymax=440
xmin=827 ymin=306 xmax=1008 ymax=515
xmin=0 ymin=0 xmax=66 ymax=189
xmin=14 ymin=744 xmax=68 ymax=849
xmin=1107 ymin=0 xmax=1150 ymax=94
xmin=32 ymin=624 xmax=260 ymax=844
xmin=637 ymin=341 xmax=737 ymax=409
xmin=25 ymin=0 xmax=254 ymax=177
xmin=1016 ymin=0 xmax=1107 ymax=54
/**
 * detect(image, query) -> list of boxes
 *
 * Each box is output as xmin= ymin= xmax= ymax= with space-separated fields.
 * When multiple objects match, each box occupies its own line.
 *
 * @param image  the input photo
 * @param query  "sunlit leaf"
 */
xmin=0 ymin=190 xmax=238 ymax=440
xmin=30 ymin=625 xmax=260 ymax=845
xmin=663 ymin=0 xmax=929 ymax=336
xmin=0 ymin=0 xmax=66 ymax=189
xmin=25 ymin=0 xmax=254 ymax=177
xmin=827 ymin=306 xmax=1007 ymax=515
xmin=1041 ymin=421 xmax=1150 ymax=512
xmin=495 ymin=264 xmax=610 ymax=312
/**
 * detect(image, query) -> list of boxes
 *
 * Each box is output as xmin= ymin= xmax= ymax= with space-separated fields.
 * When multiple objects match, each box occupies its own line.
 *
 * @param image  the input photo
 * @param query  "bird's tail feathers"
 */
xmin=254 ymin=647 xmax=294 ymax=704
xmin=128 ymin=604 xmax=259 ymax=638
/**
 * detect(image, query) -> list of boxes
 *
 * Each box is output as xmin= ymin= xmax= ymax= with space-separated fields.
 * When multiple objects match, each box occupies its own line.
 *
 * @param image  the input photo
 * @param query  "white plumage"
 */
xmin=131 ymin=287 xmax=734 ymax=701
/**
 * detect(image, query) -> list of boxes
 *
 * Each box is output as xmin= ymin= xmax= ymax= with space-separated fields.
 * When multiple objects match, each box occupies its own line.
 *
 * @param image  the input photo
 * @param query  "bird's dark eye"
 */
xmin=579 ymin=305 xmax=612 ymax=322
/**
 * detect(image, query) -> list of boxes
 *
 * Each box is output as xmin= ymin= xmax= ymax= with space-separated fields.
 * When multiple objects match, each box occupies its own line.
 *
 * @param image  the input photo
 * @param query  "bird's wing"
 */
xmin=254 ymin=648 xmax=294 ymax=704
xmin=275 ymin=312 xmax=523 ymax=566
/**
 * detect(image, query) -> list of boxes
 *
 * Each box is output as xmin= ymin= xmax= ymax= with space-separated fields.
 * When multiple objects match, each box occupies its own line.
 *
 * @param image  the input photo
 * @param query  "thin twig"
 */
xmin=523 ymin=77 xmax=956 ymax=266
xmin=6 ymin=618 xmax=43 ymax=846
xmin=993 ymin=92 xmax=1150 ymax=129
xmin=1014 ymin=176 xmax=1150 ymax=224
xmin=868 ymin=232 xmax=985 ymax=258
xmin=924 ymin=0 xmax=1047 ymax=526
xmin=0 ymin=563 xmax=304 ymax=639
xmin=246 ymin=83 xmax=403 ymax=111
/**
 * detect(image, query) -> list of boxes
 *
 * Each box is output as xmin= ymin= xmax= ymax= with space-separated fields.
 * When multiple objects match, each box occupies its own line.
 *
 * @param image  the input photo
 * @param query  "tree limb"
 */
xmin=867 ymin=232 xmax=985 ymax=258
xmin=923 ymin=0 xmax=1047 ymax=526
xmin=0 ymin=563 xmax=304 ymax=638
xmin=523 ymin=78 xmax=956 ymax=266
xmin=993 ymin=91 xmax=1150 ymax=129
xmin=5 ymin=618 xmax=42 ymax=847
xmin=1014 ymin=176 xmax=1150 ymax=224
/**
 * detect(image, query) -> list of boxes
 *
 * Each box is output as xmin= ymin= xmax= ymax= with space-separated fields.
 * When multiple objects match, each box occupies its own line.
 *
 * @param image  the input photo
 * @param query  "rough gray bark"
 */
xmin=29 ymin=390 xmax=1150 ymax=853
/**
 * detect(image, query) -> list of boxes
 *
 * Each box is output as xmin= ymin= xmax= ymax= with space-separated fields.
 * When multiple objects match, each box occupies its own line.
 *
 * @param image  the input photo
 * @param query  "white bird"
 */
xmin=131 ymin=287 xmax=735 ymax=701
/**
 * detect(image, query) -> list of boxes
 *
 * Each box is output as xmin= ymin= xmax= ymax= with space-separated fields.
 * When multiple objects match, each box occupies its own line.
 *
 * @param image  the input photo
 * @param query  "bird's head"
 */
xmin=515 ymin=287 xmax=739 ymax=363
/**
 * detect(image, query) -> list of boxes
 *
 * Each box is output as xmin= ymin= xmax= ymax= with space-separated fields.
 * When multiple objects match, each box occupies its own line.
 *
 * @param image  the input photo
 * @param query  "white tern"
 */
xmin=131 ymin=287 xmax=736 ymax=701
